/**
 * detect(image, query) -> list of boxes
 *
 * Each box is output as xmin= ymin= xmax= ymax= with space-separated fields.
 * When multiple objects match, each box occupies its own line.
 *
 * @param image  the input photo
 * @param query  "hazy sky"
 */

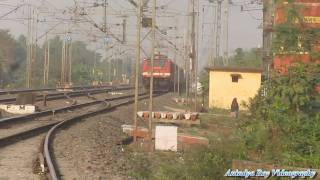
xmin=0 ymin=0 xmax=263 ymax=68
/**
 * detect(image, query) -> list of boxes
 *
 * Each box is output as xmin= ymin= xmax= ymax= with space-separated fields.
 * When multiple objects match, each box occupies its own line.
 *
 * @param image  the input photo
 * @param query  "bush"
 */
xmin=242 ymin=63 xmax=320 ymax=167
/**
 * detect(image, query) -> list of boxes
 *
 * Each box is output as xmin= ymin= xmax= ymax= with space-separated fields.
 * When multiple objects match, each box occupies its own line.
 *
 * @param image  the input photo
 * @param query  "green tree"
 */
xmin=229 ymin=48 xmax=262 ymax=68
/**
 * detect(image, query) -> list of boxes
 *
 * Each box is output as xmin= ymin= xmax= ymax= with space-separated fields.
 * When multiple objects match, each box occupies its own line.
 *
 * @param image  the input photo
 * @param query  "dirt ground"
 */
xmin=53 ymin=93 xmax=186 ymax=179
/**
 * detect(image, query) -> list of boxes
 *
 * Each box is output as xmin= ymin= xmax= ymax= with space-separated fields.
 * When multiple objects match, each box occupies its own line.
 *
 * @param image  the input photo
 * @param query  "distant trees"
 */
xmin=0 ymin=31 xmax=27 ymax=88
xmin=0 ymin=30 xmax=133 ymax=88
xmin=229 ymin=47 xmax=262 ymax=68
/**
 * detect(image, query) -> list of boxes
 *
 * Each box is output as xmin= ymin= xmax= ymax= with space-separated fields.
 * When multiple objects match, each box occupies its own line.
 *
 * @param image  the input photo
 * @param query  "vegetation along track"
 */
xmin=44 ymin=91 xmax=166 ymax=180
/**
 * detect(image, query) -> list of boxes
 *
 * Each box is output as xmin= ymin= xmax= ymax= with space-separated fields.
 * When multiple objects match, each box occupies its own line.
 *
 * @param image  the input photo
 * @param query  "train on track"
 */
xmin=141 ymin=54 xmax=185 ymax=91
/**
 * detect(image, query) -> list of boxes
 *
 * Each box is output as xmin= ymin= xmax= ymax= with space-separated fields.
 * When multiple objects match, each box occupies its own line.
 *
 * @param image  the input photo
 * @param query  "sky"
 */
xmin=0 ymin=0 xmax=263 ymax=69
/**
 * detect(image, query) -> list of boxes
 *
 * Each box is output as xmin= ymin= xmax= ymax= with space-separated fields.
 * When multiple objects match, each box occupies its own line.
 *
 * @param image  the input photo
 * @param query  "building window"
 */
xmin=231 ymin=74 xmax=241 ymax=83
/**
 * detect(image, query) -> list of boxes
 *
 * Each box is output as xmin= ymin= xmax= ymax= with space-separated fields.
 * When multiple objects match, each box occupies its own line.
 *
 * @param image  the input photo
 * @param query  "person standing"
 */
xmin=231 ymin=98 xmax=239 ymax=118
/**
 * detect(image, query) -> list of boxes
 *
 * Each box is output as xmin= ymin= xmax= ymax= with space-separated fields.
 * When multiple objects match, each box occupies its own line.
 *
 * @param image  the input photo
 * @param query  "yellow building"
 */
xmin=207 ymin=67 xmax=263 ymax=110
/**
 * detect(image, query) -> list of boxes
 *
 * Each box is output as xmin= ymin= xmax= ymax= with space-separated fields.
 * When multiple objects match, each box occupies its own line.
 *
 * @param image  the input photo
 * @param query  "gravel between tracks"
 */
xmin=53 ymin=93 xmax=185 ymax=180
xmin=0 ymin=134 xmax=45 ymax=180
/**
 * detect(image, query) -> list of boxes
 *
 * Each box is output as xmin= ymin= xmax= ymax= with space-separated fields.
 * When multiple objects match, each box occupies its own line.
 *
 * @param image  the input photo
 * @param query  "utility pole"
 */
xmin=133 ymin=0 xmax=142 ymax=142
xmin=263 ymin=0 xmax=274 ymax=81
xmin=191 ymin=0 xmax=197 ymax=111
xmin=26 ymin=5 xmax=37 ymax=88
xmin=186 ymin=0 xmax=192 ymax=107
xmin=173 ymin=29 xmax=177 ymax=94
xmin=61 ymin=36 xmax=66 ymax=85
xmin=61 ymin=32 xmax=72 ymax=86
xmin=148 ymin=0 xmax=156 ymax=145
xmin=43 ymin=34 xmax=50 ymax=85
xmin=216 ymin=0 xmax=222 ymax=63
xmin=195 ymin=0 xmax=200 ymax=111
xmin=68 ymin=41 xmax=72 ymax=84
xmin=185 ymin=34 xmax=190 ymax=105
xmin=103 ymin=0 xmax=110 ymax=83
xmin=33 ymin=9 xmax=38 ymax=87
xmin=122 ymin=18 xmax=127 ymax=44
xmin=26 ymin=4 xmax=31 ymax=88
xmin=223 ymin=0 xmax=229 ymax=66
xmin=210 ymin=2 xmax=217 ymax=66
xmin=103 ymin=0 xmax=107 ymax=33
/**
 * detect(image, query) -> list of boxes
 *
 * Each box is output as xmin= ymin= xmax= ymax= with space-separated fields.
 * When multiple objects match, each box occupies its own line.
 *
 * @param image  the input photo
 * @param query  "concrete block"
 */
xmin=155 ymin=126 xmax=177 ymax=151
xmin=172 ymin=112 xmax=180 ymax=120
xmin=154 ymin=112 xmax=161 ymax=119
xmin=137 ymin=111 xmax=144 ymax=118
xmin=184 ymin=113 xmax=191 ymax=120
xmin=160 ymin=112 xmax=167 ymax=119
xmin=16 ymin=92 xmax=37 ymax=105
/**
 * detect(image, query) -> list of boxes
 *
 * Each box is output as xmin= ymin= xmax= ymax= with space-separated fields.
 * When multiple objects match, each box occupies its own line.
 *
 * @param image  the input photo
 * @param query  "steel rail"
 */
xmin=0 ymin=87 xmax=111 ymax=104
xmin=0 ymin=89 xmax=138 ymax=127
xmin=0 ymin=92 xmax=148 ymax=149
xmin=0 ymin=86 xmax=133 ymax=104
xmin=0 ymin=84 xmax=129 ymax=95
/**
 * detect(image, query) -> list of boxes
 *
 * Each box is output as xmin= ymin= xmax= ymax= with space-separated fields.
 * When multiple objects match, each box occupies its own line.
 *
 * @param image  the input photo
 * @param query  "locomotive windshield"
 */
xmin=146 ymin=59 xmax=167 ymax=67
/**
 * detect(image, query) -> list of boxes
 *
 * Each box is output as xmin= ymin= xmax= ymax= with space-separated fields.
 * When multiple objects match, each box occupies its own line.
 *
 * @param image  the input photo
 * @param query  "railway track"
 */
xmin=44 ymin=91 xmax=167 ymax=180
xmin=0 ymin=85 xmax=119 ymax=96
xmin=0 ymin=85 xmax=132 ymax=104
xmin=0 ymin=90 xmax=166 ymax=179
xmin=0 ymin=92 xmax=146 ymax=142
xmin=43 ymin=93 xmax=152 ymax=180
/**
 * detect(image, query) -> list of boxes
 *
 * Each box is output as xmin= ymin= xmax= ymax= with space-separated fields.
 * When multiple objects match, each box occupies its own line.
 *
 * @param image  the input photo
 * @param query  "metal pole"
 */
xmin=32 ymin=9 xmax=38 ymax=88
xmin=216 ymin=0 xmax=222 ymax=61
xmin=191 ymin=0 xmax=197 ymax=111
xmin=68 ymin=42 xmax=72 ymax=84
xmin=47 ymin=38 xmax=50 ymax=85
xmin=61 ymin=36 xmax=65 ymax=85
xmin=223 ymin=0 xmax=229 ymax=66
xmin=133 ymin=0 xmax=142 ymax=142
xmin=211 ymin=2 xmax=217 ymax=66
xmin=123 ymin=18 xmax=127 ymax=44
xmin=104 ymin=0 xmax=107 ymax=33
xmin=186 ymin=1 xmax=191 ymax=106
xmin=148 ymin=0 xmax=156 ymax=144
xmin=44 ymin=34 xmax=48 ymax=85
xmin=26 ymin=4 xmax=31 ymax=88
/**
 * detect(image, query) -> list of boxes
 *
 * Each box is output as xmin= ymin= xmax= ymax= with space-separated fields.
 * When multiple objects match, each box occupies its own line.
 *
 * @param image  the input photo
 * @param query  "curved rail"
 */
xmin=44 ymin=95 xmax=144 ymax=180
xmin=44 ymin=91 xmax=166 ymax=180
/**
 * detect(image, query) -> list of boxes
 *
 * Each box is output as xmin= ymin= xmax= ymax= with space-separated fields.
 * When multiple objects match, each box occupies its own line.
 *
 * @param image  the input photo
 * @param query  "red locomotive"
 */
xmin=142 ymin=54 xmax=183 ymax=91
